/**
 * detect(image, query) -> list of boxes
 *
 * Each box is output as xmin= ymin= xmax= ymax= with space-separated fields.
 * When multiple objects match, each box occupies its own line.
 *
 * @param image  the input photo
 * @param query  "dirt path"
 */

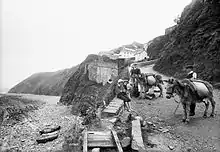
xmin=130 ymin=64 xmax=220 ymax=152
xmin=0 ymin=94 xmax=76 ymax=152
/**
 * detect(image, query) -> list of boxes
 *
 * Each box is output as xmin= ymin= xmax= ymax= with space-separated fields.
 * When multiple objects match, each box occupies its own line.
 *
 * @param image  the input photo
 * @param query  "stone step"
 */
xmin=102 ymin=98 xmax=124 ymax=118
xmin=108 ymin=103 xmax=123 ymax=107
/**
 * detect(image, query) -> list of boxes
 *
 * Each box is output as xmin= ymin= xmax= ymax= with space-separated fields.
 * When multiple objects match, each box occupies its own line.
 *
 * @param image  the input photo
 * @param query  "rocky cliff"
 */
xmin=149 ymin=0 xmax=220 ymax=83
xmin=8 ymin=66 xmax=78 ymax=96
xmin=59 ymin=54 xmax=129 ymax=114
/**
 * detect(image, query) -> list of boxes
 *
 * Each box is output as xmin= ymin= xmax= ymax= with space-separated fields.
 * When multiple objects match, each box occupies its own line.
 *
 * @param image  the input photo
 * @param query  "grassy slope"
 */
xmin=8 ymin=66 xmax=78 ymax=96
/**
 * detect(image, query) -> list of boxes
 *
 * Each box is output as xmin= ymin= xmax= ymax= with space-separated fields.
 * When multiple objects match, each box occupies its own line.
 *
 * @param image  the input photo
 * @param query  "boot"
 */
xmin=189 ymin=103 xmax=196 ymax=116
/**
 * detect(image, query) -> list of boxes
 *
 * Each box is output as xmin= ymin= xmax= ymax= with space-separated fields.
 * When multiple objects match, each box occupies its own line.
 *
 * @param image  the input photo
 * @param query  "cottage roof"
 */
xmin=134 ymin=50 xmax=147 ymax=55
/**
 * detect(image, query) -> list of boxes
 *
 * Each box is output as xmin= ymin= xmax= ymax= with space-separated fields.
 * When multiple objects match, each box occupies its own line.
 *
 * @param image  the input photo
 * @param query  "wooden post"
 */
xmin=111 ymin=129 xmax=123 ymax=152
xmin=83 ymin=128 xmax=88 ymax=152
xmin=131 ymin=119 xmax=145 ymax=151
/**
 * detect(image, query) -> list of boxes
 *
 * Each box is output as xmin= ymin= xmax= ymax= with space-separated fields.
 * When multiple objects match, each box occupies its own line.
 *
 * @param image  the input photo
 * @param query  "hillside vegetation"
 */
xmin=147 ymin=35 xmax=170 ymax=60
xmin=148 ymin=0 xmax=220 ymax=83
xmin=8 ymin=66 xmax=78 ymax=96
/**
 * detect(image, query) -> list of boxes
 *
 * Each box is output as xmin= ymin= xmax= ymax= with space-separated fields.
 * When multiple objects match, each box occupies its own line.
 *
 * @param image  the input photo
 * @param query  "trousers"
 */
xmin=117 ymin=92 xmax=131 ymax=103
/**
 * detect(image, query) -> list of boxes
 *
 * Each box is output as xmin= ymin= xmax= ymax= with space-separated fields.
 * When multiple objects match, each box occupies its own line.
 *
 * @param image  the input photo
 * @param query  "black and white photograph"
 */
xmin=0 ymin=0 xmax=220 ymax=151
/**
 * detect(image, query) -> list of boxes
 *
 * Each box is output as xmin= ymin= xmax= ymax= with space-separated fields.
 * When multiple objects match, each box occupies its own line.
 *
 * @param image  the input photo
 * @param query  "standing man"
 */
xmin=185 ymin=65 xmax=197 ymax=116
xmin=130 ymin=64 xmax=141 ymax=84
xmin=130 ymin=63 xmax=142 ymax=97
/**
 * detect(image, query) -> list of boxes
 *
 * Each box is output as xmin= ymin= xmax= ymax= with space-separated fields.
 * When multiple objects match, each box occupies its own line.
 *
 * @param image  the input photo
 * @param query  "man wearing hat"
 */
xmin=186 ymin=65 xmax=197 ymax=80
xmin=185 ymin=65 xmax=197 ymax=116
xmin=130 ymin=63 xmax=141 ymax=85
xmin=115 ymin=79 xmax=131 ymax=112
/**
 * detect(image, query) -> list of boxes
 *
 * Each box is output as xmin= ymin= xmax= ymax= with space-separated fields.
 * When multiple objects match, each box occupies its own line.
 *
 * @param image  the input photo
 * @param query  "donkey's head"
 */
xmin=165 ymin=78 xmax=185 ymax=99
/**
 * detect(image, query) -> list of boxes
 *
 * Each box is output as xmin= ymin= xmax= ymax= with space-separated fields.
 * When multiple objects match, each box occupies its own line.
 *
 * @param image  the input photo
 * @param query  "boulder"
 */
xmin=36 ymin=131 xmax=59 ymax=144
xmin=120 ymin=137 xmax=131 ymax=148
xmin=92 ymin=148 xmax=100 ymax=152
xmin=147 ymin=76 xmax=156 ymax=85
xmin=39 ymin=125 xmax=61 ymax=135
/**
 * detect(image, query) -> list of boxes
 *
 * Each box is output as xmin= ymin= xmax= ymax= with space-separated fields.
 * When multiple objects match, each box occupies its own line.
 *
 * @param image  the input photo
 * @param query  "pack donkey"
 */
xmin=165 ymin=78 xmax=216 ymax=123
xmin=130 ymin=73 xmax=164 ymax=99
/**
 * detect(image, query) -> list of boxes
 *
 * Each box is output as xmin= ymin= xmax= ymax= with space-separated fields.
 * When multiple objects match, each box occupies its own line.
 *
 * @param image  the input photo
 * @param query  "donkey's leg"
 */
xmin=181 ymin=102 xmax=187 ymax=122
xmin=210 ymin=97 xmax=216 ymax=117
xmin=203 ymin=99 xmax=209 ymax=118
xmin=157 ymin=84 xmax=163 ymax=97
xmin=189 ymin=103 xmax=196 ymax=116
xmin=185 ymin=103 xmax=191 ymax=123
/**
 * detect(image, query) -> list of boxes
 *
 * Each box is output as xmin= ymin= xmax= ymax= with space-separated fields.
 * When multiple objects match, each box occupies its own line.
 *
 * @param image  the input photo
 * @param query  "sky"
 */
xmin=1 ymin=0 xmax=192 ymax=91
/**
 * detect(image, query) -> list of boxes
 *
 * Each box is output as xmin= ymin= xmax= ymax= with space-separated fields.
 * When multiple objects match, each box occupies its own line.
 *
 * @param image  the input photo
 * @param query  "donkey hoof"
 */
xmin=210 ymin=114 xmax=215 ymax=117
xmin=203 ymin=114 xmax=207 ymax=118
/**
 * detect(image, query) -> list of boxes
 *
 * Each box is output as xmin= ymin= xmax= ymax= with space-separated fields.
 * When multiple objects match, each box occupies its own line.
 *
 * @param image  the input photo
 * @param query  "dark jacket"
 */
xmin=115 ymin=84 xmax=126 ymax=95
xmin=131 ymin=68 xmax=141 ymax=76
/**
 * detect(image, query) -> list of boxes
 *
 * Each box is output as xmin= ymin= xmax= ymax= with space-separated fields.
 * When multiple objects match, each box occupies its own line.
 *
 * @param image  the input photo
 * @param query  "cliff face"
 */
xmin=150 ymin=0 xmax=220 ymax=83
xmin=59 ymin=54 xmax=129 ymax=114
xmin=8 ymin=66 xmax=78 ymax=96
xmin=146 ymin=35 xmax=170 ymax=60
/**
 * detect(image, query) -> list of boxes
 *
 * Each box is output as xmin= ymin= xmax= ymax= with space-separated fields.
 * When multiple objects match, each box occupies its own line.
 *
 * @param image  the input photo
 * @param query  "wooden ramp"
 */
xmin=83 ymin=129 xmax=123 ymax=152
xmin=102 ymin=98 xmax=124 ymax=118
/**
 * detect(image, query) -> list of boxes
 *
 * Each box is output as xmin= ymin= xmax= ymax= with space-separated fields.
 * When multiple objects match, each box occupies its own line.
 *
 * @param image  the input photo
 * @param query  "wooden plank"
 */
xmin=88 ymin=136 xmax=112 ymax=140
xmin=107 ymin=104 xmax=121 ymax=107
xmin=111 ymin=129 xmax=123 ymax=152
xmin=87 ymin=131 xmax=115 ymax=148
xmin=87 ymin=131 xmax=111 ymax=135
xmin=104 ymin=108 xmax=119 ymax=111
xmin=102 ymin=109 xmax=118 ymax=114
xmin=88 ymin=141 xmax=114 ymax=147
xmin=112 ymin=98 xmax=124 ymax=103
xmin=88 ymin=134 xmax=112 ymax=138
xmin=107 ymin=105 xmax=123 ymax=109
xmin=109 ymin=101 xmax=123 ymax=105
xmin=88 ymin=138 xmax=112 ymax=142
xmin=103 ymin=107 xmax=119 ymax=111
xmin=108 ymin=102 xmax=124 ymax=107
xmin=83 ymin=128 xmax=88 ymax=152
xmin=131 ymin=119 xmax=145 ymax=151
xmin=105 ymin=106 xmax=119 ymax=109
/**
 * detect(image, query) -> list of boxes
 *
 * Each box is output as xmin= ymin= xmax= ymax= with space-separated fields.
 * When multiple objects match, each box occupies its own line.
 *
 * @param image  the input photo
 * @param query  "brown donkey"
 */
xmin=165 ymin=78 xmax=215 ymax=123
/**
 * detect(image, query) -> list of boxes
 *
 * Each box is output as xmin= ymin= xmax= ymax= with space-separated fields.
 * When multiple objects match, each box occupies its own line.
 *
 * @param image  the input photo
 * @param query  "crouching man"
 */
xmin=115 ymin=79 xmax=131 ymax=112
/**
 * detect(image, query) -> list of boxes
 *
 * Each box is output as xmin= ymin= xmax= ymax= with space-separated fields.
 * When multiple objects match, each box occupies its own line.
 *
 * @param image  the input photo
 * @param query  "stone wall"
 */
xmin=88 ymin=60 xmax=118 ymax=85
